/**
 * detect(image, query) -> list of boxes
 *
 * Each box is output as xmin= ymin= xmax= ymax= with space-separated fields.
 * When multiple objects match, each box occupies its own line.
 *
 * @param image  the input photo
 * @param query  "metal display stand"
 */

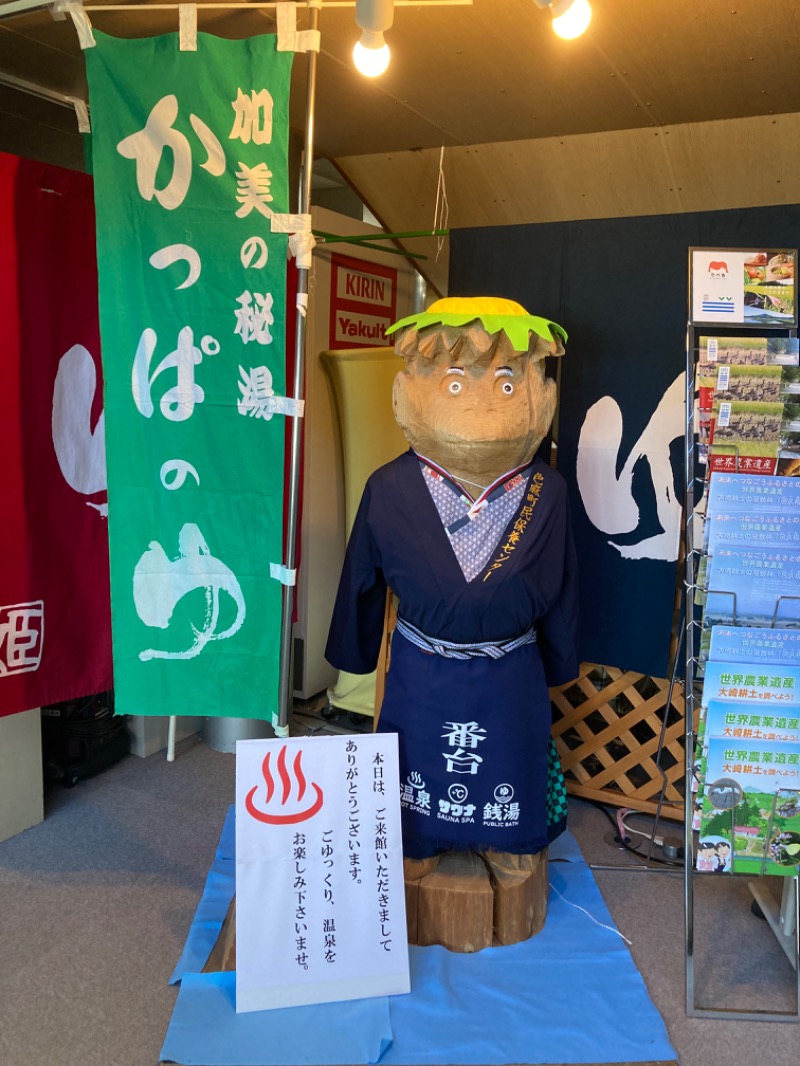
xmin=683 ymin=250 xmax=800 ymax=1019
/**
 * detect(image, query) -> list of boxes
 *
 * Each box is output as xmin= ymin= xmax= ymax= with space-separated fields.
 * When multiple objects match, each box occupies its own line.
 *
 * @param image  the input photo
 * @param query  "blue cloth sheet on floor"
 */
xmin=161 ymin=806 xmax=676 ymax=1065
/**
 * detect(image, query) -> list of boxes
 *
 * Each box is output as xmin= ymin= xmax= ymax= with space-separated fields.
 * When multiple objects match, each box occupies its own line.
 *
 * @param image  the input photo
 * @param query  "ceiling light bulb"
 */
xmin=552 ymin=0 xmax=591 ymax=40
xmin=353 ymin=0 xmax=394 ymax=77
xmin=353 ymin=36 xmax=391 ymax=77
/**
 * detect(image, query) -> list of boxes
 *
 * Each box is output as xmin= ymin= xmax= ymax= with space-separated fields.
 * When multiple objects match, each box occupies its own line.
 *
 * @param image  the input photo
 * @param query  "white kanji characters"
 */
xmin=230 ymin=88 xmax=274 ymax=145
xmin=442 ymin=748 xmax=483 ymax=775
xmin=133 ymin=522 xmax=246 ymax=661
xmin=235 ymin=162 xmax=274 ymax=218
xmin=483 ymin=798 xmax=519 ymax=823
xmin=132 ymin=326 xmax=217 ymax=422
xmin=117 ymin=95 xmax=225 ymax=211
xmin=234 ymin=290 xmax=274 ymax=345
xmin=400 ymin=774 xmax=430 ymax=809
xmin=237 ymin=365 xmax=275 ymax=420
xmin=441 ymin=721 xmax=488 ymax=749
xmin=0 ymin=601 xmax=44 ymax=676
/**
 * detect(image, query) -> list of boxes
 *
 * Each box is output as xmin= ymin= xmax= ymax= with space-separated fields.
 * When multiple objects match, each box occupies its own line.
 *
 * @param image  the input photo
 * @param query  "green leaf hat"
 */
xmin=387 ymin=296 xmax=567 ymax=353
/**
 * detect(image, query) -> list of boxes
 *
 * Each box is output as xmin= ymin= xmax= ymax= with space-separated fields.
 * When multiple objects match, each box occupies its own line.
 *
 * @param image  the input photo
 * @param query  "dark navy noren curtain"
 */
xmin=450 ymin=204 xmax=800 ymax=678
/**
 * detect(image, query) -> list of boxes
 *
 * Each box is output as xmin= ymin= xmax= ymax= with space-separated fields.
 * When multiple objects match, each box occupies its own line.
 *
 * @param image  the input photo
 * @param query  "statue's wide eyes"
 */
xmin=444 ymin=366 xmax=465 ymax=395
xmin=495 ymin=365 xmax=515 ymax=395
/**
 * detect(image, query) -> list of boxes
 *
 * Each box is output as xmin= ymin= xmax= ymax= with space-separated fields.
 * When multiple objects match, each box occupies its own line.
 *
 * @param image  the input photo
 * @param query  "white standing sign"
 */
xmin=235 ymin=734 xmax=410 ymax=1013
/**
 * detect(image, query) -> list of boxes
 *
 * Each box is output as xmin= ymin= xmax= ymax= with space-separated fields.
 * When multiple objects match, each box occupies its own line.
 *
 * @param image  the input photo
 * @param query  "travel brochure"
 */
xmin=695 ymin=335 xmax=800 ymax=474
xmin=701 ymin=546 xmax=800 ymax=663
xmin=691 ymin=286 xmax=800 ymax=874
xmin=695 ymin=736 xmax=800 ymax=876
xmin=693 ymin=666 xmax=800 ymax=873
xmin=694 ymin=474 xmax=800 ymax=874
xmin=698 ymin=698 xmax=800 ymax=754
xmin=697 ymin=472 xmax=800 ymax=635
xmin=697 ymin=510 xmax=800 ymax=600
xmin=708 ymin=625 xmax=800 ymax=667
xmin=700 ymin=661 xmax=800 ymax=712
xmin=691 ymin=249 xmax=796 ymax=328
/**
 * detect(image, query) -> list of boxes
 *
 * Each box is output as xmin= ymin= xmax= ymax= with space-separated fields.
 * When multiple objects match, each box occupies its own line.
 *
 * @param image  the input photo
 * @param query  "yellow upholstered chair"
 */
xmin=320 ymin=347 xmax=408 ymax=718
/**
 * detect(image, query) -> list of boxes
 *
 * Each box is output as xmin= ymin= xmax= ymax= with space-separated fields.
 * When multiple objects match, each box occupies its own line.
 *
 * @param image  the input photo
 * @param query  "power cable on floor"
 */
xmin=587 ymin=799 xmax=684 ymax=868
xmin=549 ymin=880 xmax=633 ymax=946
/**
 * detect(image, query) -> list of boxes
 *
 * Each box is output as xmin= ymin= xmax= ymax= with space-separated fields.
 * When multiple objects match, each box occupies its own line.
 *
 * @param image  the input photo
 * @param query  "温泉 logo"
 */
xmin=707 ymin=260 xmax=728 ymax=279
xmin=245 ymin=745 xmax=324 ymax=825
xmin=400 ymin=771 xmax=431 ymax=813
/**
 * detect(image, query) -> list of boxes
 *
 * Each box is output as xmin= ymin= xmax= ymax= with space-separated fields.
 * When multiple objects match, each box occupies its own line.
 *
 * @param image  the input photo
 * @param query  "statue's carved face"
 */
xmin=393 ymin=329 xmax=557 ymax=482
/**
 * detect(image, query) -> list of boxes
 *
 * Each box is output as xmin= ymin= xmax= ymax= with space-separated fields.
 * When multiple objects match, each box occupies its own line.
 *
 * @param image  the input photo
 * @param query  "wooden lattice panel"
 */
xmin=550 ymin=662 xmax=686 ymax=821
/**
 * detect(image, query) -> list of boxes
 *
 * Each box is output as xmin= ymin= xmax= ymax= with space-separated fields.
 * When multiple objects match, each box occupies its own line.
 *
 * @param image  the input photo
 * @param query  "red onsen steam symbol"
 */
xmin=245 ymin=746 xmax=324 ymax=825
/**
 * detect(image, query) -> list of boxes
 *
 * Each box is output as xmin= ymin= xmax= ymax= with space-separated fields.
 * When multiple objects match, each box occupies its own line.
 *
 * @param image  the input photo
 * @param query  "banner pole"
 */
xmin=276 ymin=1 xmax=320 ymax=733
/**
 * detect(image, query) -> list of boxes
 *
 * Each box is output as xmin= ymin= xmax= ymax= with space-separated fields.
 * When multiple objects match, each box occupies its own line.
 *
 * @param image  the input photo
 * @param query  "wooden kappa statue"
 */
xmin=326 ymin=296 xmax=581 ymax=952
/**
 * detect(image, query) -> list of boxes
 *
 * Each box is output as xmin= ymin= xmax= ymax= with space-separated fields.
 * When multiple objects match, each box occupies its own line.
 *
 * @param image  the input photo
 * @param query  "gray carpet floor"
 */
xmin=0 ymin=722 xmax=798 ymax=1066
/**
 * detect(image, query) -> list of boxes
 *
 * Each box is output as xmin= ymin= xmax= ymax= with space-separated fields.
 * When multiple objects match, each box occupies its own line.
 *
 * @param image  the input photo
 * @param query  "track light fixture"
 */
xmin=353 ymin=0 xmax=394 ymax=78
xmin=533 ymin=0 xmax=592 ymax=40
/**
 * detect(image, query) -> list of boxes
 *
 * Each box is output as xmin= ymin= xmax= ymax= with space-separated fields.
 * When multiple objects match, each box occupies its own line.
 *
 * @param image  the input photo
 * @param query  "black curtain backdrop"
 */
xmin=450 ymin=205 xmax=800 ymax=678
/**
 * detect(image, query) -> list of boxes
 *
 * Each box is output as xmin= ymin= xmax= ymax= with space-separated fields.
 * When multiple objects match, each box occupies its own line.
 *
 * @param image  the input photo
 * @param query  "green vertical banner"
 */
xmin=86 ymin=32 xmax=293 ymax=718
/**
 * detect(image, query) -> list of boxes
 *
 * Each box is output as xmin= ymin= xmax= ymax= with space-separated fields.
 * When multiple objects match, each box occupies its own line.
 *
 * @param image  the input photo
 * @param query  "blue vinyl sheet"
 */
xmin=170 ymin=808 xmax=584 ymax=987
xmin=162 ymin=972 xmax=393 ymax=1066
xmin=380 ymin=862 xmax=671 ymax=1064
xmin=161 ymin=810 xmax=676 ymax=1065
xmin=170 ymin=806 xmax=236 ymax=985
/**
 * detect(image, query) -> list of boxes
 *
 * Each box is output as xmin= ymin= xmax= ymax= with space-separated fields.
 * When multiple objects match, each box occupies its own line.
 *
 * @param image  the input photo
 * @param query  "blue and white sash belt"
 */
xmin=395 ymin=617 xmax=536 ymax=660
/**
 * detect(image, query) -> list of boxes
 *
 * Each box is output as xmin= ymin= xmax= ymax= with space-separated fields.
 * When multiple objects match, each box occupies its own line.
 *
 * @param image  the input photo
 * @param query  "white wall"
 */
xmin=0 ymin=709 xmax=43 ymax=842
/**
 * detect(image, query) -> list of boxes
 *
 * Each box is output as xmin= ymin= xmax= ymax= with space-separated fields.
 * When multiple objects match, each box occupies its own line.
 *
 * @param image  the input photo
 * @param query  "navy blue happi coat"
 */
xmin=325 ymin=450 xmax=579 ymax=858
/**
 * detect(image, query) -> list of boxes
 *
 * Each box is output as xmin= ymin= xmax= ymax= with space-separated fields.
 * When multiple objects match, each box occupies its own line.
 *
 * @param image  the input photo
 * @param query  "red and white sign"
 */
xmin=329 ymin=253 xmax=397 ymax=349
xmin=235 ymin=734 xmax=409 ymax=1013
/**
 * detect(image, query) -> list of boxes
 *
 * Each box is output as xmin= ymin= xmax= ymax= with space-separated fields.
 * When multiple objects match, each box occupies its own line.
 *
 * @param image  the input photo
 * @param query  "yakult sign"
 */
xmin=329 ymin=253 xmax=397 ymax=349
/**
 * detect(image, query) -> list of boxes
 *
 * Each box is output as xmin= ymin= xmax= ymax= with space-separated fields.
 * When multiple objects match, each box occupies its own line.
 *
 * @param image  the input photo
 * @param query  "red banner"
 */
xmin=0 ymin=152 xmax=112 ymax=717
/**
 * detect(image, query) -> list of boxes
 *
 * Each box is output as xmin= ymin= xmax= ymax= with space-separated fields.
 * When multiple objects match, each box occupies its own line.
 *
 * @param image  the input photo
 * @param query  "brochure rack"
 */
xmin=683 ymin=247 xmax=800 ymax=1021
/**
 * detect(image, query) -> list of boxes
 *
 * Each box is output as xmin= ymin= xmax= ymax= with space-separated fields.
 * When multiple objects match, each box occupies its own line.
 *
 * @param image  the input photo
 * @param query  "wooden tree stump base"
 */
xmin=405 ymin=848 xmax=548 ymax=952
xmin=202 ymin=896 xmax=236 ymax=973
xmin=204 ymin=847 xmax=549 ymax=971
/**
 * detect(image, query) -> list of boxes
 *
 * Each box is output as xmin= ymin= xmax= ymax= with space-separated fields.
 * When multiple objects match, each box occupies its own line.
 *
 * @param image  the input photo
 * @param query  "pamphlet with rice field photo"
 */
xmin=695 ymin=337 xmax=800 ymax=469
xmin=708 ymin=399 xmax=784 ymax=474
